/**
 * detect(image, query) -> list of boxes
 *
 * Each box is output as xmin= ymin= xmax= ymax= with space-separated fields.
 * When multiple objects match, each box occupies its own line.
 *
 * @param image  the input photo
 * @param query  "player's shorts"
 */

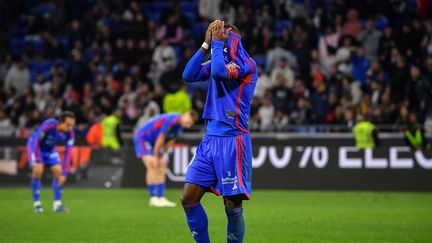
xmin=133 ymin=137 xmax=153 ymax=158
xmin=26 ymin=142 xmax=61 ymax=168
xmin=185 ymin=133 xmax=252 ymax=200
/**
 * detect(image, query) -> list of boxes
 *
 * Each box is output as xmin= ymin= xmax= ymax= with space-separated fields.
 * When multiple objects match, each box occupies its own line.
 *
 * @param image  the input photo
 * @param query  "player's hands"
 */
xmin=212 ymin=20 xmax=231 ymax=41
xmin=205 ymin=20 xmax=218 ymax=45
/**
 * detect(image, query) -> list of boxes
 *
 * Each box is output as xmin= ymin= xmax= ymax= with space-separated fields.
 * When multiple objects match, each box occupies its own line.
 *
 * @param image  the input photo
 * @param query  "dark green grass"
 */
xmin=0 ymin=188 xmax=431 ymax=242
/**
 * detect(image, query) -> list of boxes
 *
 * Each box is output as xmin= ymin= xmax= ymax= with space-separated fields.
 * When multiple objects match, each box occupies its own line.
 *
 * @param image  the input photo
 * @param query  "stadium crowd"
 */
xmin=1 ymin=0 xmax=432 ymax=137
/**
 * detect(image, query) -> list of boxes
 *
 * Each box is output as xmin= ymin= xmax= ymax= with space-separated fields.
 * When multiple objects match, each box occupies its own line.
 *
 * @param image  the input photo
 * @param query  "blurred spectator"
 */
xmin=4 ymin=57 xmax=30 ymax=95
xmin=270 ymin=57 xmax=295 ymax=88
xmin=199 ymin=0 xmax=221 ymax=21
xmin=404 ymin=112 xmax=430 ymax=150
xmin=67 ymin=50 xmax=92 ymax=94
xmin=254 ymin=64 xmax=272 ymax=98
xmin=163 ymin=84 xmax=192 ymax=113
xmin=274 ymin=108 xmax=289 ymax=131
xmin=310 ymin=82 xmax=328 ymax=124
xmin=406 ymin=65 xmax=430 ymax=111
xmin=157 ymin=15 xmax=183 ymax=45
xmin=271 ymin=73 xmax=291 ymax=111
xmin=342 ymin=9 xmax=361 ymax=38
xmin=358 ymin=19 xmax=382 ymax=61
xmin=319 ymin=25 xmax=340 ymax=71
xmin=352 ymin=46 xmax=370 ymax=86
xmin=152 ymin=39 xmax=177 ymax=73
xmin=258 ymin=96 xmax=274 ymax=131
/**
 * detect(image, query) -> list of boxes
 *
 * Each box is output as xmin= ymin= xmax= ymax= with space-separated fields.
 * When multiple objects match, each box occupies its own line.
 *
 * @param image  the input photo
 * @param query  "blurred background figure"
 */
xmin=101 ymin=109 xmax=123 ymax=150
xmin=353 ymin=113 xmax=380 ymax=149
xmin=404 ymin=112 xmax=430 ymax=150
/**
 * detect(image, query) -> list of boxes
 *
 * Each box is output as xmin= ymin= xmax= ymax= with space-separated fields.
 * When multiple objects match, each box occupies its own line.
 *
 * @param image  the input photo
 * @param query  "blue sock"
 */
xmin=226 ymin=207 xmax=245 ymax=243
xmin=31 ymin=178 xmax=41 ymax=202
xmin=184 ymin=203 xmax=210 ymax=243
xmin=157 ymin=183 xmax=166 ymax=197
xmin=52 ymin=179 xmax=62 ymax=201
xmin=148 ymin=184 xmax=158 ymax=197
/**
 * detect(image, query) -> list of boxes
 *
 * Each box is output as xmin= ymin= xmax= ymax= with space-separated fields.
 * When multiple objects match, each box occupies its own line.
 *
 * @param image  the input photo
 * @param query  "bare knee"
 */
xmin=32 ymin=165 xmax=44 ymax=179
xmin=180 ymin=183 xmax=205 ymax=207
xmin=224 ymin=195 xmax=243 ymax=209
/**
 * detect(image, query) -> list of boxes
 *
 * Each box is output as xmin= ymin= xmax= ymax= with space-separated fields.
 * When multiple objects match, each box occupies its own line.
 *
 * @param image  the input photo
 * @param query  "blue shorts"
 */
xmin=185 ymin=133 xmax=252 ymax=200
xmin=133 ymin=137 xmax=153 ymax=158
xmin=26 ymin=142 xmax=60 ymax=168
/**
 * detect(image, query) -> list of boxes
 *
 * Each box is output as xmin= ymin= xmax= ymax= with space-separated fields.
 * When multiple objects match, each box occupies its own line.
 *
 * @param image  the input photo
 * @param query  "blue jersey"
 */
xmin=134 ymin=113 xmax=182 ymax=145
xmin=182 ymin=32 xmax=258 ymax=134
xmin=133 ymin=114 xmax=182 ymax=158
xmin=27 ymin=119 xmax=75 ymax=173
xmin=182 ymin=32 xmax=256 ymax=199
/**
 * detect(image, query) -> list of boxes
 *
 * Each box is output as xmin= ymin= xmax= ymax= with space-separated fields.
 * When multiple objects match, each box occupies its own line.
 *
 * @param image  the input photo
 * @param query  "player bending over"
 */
xmin=27 ymin=111 xmax=75 ymax=213
xmin=181 ymin=20 xmax=258 ymax=243
xmin=133 ymin=111 xmax=198 ymax=207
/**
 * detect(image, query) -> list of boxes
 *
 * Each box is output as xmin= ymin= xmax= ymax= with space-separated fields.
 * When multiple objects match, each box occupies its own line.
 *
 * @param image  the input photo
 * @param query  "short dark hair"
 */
xmin=59 ymin=111 xmax=75 ymax=122
xmin=224 ymin=24 xmax=240 ymax=35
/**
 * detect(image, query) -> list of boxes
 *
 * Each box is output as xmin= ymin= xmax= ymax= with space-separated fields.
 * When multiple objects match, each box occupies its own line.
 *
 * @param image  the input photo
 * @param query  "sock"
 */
xmin=226 ymin=207 xmax=245 ymax=243
xmin=157 ymin=183 xmax=166 ymax=197
xmin=52 ymin=179 xmax=62 ymax=202
xmin=183 ymin=203 xmax=210 ymax=243
xmin=31 ymin=178 xmax=41 ymax=203
xmin=148 ymin=184 xmax=158 ymax=197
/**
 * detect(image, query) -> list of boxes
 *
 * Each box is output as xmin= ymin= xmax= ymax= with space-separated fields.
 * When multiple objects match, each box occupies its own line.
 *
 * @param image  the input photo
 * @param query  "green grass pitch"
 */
xmin=0 ymin=188 xmax=431 ymax=242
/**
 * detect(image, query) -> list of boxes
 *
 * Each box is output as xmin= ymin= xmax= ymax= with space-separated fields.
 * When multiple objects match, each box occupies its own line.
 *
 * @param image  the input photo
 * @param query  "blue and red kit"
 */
xmin=133 ymin=113 xmax=183 ymax=158
xmin=26 ymin=118 xmax=74 ymax=175
xmin=182 ymin=32 xmax=258 ymax=200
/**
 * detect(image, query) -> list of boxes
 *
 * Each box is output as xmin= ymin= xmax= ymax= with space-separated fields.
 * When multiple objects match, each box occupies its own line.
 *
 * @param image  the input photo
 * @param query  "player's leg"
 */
xmin=224 ymin=195 xmax=245 ymax=243
xmin=31 ymin=163 xmax=44 ymax=213
xmin=142 ymin=156 xmax=162 ymax=206
xmin=180 ymin=183 xmax=209 ymax=243
xmin=51 ymin=164 xmax=68 ymax=212
xmin=155 ymin=158 xmax=176 ymax=206
xmin=181 ymin=136 xmax=217 ymax=243
xmin=214 ymin=134 xmax=252 ymax=243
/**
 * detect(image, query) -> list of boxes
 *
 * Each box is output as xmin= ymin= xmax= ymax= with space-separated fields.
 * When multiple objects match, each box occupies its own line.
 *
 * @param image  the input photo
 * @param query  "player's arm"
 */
xmin=63 ymin=131 xmax=75 ymax=176
xmin=181 ymin=51 xmax=210 ymax=82
xmin=210 ymin=21 xmax=250 ymax=80
xmin=164 ymin=139 xmax=175 ymax=153
xmin=153 ymin=133 xmax=166 ymax=162
xmin=182 ymin=21 xmax=216 ymax=83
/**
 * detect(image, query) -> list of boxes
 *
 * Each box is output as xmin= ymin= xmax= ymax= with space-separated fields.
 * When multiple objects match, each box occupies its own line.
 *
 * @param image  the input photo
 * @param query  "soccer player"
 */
xmin=27 ymin=111 xmax=75 ymax=213
xmin=180 ymin=20 xmax=258 ymax=243
xmin=133 ymin=111 xmax=198 ymax=207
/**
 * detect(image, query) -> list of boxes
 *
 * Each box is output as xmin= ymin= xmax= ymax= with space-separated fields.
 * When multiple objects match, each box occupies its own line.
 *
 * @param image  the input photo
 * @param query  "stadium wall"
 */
xmin=1 ymin=135 xmax=431 ymax=191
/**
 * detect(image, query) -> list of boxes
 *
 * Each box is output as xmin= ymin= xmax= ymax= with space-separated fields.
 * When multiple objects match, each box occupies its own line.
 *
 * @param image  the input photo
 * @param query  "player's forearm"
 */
xmin=164 ymin=140 xmax=175 ymax=152
xmin=210 ymin=40 xmax=228 ymax=80
xmin=63 ymin=146 xmax=72 ymax=176
xmin=182 ymin=50 xmax=206 ymax=82
xmin=153 ymin=135 xmax=166 ymax=157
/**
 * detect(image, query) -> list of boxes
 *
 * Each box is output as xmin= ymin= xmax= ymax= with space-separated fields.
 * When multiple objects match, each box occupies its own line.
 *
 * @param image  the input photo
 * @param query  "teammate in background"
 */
xmin=133 ymin=111 xmax=198 ymax=207
xmin=404 ymin=112 xmax=430 ymax=150
xmin=353 ymin=113 xmax=380 ymax=149
xmin=181 ymin=20 xmax=257 ymax=243
xmin=27 ymin=111 xmax=75 ymax=213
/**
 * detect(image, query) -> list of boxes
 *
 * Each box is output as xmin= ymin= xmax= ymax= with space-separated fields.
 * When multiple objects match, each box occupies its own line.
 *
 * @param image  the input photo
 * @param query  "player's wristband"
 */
xmin=201 ymin=42 xmax=209 ymax=51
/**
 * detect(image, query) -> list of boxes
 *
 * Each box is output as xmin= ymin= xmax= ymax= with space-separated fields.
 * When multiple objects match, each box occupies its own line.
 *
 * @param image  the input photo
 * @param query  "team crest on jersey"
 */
xmin=226 ymin=62 xmax=239 ymax=79
xmin=225 ymin=110 xmax=235 ymax=118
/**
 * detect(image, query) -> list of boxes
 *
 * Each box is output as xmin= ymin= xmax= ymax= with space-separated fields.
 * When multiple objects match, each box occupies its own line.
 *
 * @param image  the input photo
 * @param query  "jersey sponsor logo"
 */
xmin=225 ymin=110 xmax=235 ymax=118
